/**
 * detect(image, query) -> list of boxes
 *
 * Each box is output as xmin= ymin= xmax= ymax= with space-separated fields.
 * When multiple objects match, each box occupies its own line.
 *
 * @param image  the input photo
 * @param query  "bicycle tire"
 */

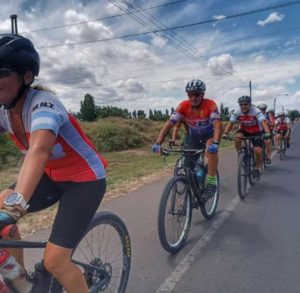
xmin=173 ymin=156 xmax=185 ymax=176
xmin=200 ymin=167 xmax=220 ymax=219
xmin=237 ymin=153 xmax=248 ymax=199
xmin=72 ymin=212 xmax=131 ymax=293
xmin=248 ymin=150 xmax=258 ymax=186
xmin=280 ymin=138 xmax=285 ymax=160
xmin=262 ymin=144 xmax=268 ymax=170
xmin=157 ymin=176 xmax=192 ymax=253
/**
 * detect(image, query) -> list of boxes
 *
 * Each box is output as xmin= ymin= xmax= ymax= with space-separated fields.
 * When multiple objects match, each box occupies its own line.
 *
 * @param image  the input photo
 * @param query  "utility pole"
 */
xmin=10 ymin=14 xmax=18 ymax=35
xmin=249 ymin=81 xmax=252 ymax=98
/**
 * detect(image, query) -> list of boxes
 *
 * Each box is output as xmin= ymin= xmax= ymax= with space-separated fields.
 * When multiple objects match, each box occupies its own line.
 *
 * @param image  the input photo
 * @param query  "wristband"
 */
xmin=212 ymin=141 xmax=219 ymax=145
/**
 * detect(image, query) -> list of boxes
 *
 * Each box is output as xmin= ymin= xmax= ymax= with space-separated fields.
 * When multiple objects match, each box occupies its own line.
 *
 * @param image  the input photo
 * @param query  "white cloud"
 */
xmin=207 ymin=54 xmax=234 ymax=76
xmin=257 ymin=12 xmax=284 ymax=27
xmin=212 ymin=15 xmax=226 ymax=20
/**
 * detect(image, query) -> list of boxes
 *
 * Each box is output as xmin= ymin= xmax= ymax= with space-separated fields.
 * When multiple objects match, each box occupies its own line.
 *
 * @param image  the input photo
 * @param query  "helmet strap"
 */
xmin=1 ymin=82 xmax=29 ymax=110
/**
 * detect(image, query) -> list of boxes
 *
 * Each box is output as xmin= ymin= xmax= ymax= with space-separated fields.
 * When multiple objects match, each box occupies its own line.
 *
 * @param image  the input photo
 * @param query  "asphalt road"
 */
xmin=24 ymin=123 xmax=300 ymax=293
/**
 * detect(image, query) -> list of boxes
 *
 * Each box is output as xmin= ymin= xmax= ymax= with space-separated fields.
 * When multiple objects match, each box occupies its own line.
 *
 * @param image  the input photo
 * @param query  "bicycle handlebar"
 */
xmin=161 ymin=147 xmax=205 ymax=156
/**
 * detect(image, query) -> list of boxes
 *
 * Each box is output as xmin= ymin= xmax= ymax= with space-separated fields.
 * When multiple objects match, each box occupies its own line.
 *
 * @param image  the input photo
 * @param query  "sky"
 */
xmin=0 ymin=0 xmax=300 ymax=114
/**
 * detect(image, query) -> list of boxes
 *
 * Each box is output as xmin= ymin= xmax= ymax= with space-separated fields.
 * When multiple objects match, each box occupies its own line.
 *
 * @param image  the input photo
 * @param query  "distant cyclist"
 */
xmin=275 ymin=111 xmax=292 ymax=150
xmin=222 ymin=96 xmax=271 ymax=178
xmin=0 ymin=34 xmax=107 ymax=293
xmin=257 ymin=103 xmax=274 ymax=164
xmin=152 ymin=79 xmax=222 ymax=199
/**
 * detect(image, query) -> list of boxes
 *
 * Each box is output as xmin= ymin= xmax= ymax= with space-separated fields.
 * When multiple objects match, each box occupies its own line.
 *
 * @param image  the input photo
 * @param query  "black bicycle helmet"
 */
xmin=238 ymin=95 xmax=251 ymax=104
xmin=185 ymin=79 xmax=206 ymax=92
xmin=0 ymin=33 xmax=39 ymax=76
xmin=0 ymin=34 xmax=40 ymax=109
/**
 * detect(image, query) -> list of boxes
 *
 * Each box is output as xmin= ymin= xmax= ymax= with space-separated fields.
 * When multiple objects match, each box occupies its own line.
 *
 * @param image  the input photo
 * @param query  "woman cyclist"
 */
xmin=0 ymin=34 xmax=107 ymax=293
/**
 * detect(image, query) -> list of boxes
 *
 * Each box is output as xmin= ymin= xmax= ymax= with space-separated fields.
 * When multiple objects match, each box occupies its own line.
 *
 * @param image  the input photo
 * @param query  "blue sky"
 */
xmin=1 ymin=0 xmax=299 ymax=114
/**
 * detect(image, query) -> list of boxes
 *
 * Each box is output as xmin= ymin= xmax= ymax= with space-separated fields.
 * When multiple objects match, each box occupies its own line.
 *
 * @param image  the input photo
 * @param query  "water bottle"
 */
xmin=0 ymin=249 xmax=33 ymax=293
xmin=194 ymin=157 xmax=204 ymax=187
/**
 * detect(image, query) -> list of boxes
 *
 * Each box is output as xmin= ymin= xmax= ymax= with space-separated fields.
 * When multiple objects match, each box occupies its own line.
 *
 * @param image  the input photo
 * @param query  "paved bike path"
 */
xmin=24 ymin=145 xmax=241 ymax=291
xmin=24 ymin=125 xmax=300 ymax=292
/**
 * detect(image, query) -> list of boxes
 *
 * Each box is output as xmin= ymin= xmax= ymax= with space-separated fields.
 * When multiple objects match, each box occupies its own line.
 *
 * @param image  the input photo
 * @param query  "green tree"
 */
xmin=79 ymin=93 xmax=97 ymax=121
xmin=137 ymin=110 xmax=146 ymax=119
xmin=287 ymin=109 xmax=300 ymax=121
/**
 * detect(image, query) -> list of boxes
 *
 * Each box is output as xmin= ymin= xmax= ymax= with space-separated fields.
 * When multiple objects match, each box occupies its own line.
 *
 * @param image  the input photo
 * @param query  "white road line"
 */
xmin=156 ymin=195 xmax=240 ymax=293
xmin=157 ymin=149 xmax=278 ymax=293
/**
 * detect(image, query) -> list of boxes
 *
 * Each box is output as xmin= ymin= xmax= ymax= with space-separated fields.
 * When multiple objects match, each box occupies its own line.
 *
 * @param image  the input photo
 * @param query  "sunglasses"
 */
xmin=239 ymin=103 xmax=250 ymax=107
xmin=0 ymin=68 xmax=16 ymax=78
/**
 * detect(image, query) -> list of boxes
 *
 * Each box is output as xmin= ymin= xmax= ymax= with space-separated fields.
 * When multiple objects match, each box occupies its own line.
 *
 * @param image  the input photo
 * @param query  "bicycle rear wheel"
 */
xmin=200 ymin=167 xmax=220 ymax=219
xmin=72 ymin=212 xmax=131 ymax=293
xmin=158 ymin=176 xmax=192 ymax=253
xmin=237 ymin=153 xmax=248 ymax=199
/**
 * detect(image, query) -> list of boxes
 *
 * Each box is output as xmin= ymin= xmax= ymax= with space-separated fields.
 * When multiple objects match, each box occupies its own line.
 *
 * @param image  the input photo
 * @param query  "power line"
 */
xmin=21 ymin=0 xmax=191 ymax=34
xmin=36 ymin=0 xmax=300 ymax=50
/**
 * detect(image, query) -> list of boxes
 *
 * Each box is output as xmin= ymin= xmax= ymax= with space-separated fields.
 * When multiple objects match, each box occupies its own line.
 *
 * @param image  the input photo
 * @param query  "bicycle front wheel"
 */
xmin=72 ymin=212 xmax=131 ymax=293
xmin=280 ymin=139 xmax=285 ymax=160
xmin=158 ymin=176 xmax=192 ymax=253
xmin=248 ymin=150 xmax=258 ymax=186
xmin=200 ymin=167 xmax=220 ymax=219
xmin=237 ymin=153 xmax=248 ymax=199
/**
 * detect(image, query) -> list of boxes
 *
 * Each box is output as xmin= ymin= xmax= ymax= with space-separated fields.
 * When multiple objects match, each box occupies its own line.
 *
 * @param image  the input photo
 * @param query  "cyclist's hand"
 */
xmin=152 ymin=143 xmax=161 ymax=153
xmin=207 ymin=143 xmax=219 ymax=154
xmin=0 ymin=205 xmax=25 ymax=223
xmin=263 ymin=132 xmax=271 ymax=140
xmin=222 ymin=133 xmax=229 ymax=140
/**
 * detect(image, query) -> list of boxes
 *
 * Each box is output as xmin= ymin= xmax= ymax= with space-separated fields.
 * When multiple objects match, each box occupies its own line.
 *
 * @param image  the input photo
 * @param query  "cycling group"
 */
xmin=0 ymin=34 xmax=131 ymax=292
xmin=152 ymin=79 xmax=293 ymax=251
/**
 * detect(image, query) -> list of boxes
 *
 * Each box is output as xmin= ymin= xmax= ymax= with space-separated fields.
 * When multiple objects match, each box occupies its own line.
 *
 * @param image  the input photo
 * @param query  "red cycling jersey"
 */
xmin=230 ymin=106 xmax=265 ymax=134
xmin=169 ymin=99 xmax=220 ymax=137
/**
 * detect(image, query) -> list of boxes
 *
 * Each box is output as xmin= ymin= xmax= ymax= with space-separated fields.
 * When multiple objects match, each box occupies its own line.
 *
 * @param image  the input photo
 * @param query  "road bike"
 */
xmin=157 ymin=145 xmax=220 ymax=253
xmin=0 ymin=211 xmax=131 ymax=293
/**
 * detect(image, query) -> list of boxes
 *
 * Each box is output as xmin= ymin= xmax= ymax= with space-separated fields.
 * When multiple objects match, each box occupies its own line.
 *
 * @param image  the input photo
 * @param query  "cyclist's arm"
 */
xmin=261 ymin=120 xmax=270 ymax=133
xmin=212 ymin=119 xmax=222 ymax=142
xmin=223 ymin=121 xmax=234 ymax=134
xmin=171 ymin=121 xmax=181 ymax=142
xmin=156 ymin=120 xmax=175 ymax=145
xmin=14 ymin=129 xmax=57 ymax=202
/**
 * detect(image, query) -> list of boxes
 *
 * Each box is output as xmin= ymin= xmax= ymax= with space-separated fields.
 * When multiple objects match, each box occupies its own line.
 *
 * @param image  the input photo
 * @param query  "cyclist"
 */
xmin=152 ymin=79 xmax=222 ymax=199
xmin=0 ymin=34 xmax=107 ymax=293
xmin=275 ymin=111 xmax=292 ymax=150
xmin=222 ymin=96 xmax=271 ymax=179
xmin=257 ymin=103 xmax=274 ymax=164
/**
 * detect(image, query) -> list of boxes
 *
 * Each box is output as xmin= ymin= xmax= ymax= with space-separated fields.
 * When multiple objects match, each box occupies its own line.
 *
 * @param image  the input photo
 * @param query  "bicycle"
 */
xmin=157 ymin=145 xmax=220 ymax=253
xmin=0 ymin=211 xmax=131 ymax=293
xmin=227 ymin=135 xmax=261 ymax=199
xmin=277 ymin=130 xmax=287 ymax=160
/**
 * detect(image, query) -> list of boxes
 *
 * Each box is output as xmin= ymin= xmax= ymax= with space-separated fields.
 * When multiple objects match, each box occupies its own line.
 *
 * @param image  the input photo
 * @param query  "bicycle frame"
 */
xmin=162 ymin=147 xmax=206 ymax=204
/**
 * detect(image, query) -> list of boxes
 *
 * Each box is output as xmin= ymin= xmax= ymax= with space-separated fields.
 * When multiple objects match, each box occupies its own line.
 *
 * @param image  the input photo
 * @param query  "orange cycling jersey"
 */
xmin=170 ymin=99 xmax=220 ymax=137
xmin=0 ymin=89 xmax=107 ymax=182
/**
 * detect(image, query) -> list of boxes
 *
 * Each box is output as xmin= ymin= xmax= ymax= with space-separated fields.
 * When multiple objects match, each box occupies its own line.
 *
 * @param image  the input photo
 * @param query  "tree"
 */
xmin=137 ymin=110 xmax=146 ymax=119
xmin=78 ymin=93 xmax=97 ymax=121
xmin=220 ymin=102 xmax=230 ymax=121
xmin=287 ymin=109 xmax=300 ymax=121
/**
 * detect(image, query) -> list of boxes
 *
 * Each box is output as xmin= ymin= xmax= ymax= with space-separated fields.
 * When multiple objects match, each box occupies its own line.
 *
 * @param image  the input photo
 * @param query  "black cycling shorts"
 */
xmin=236 ymin=130 xmax=263 ymax=148
xmin=10 ymin=174 xmax=106 ymax=249
xmin=183 ymin=134 xmax=213 ymax=170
